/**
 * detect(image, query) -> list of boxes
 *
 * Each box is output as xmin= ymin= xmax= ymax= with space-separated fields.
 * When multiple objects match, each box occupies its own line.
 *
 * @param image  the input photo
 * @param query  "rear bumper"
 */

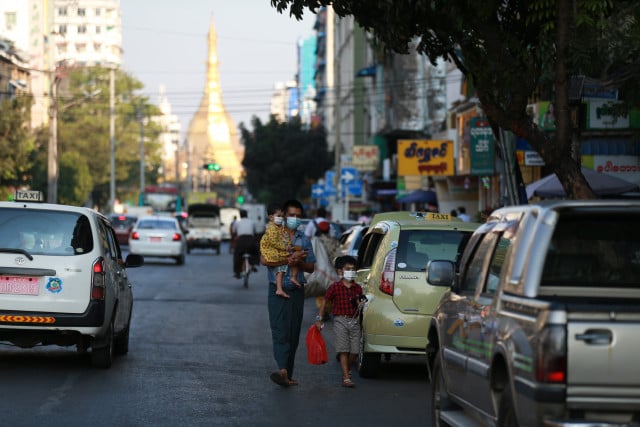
xmin=187 ymin=239 xmax=220 ymax=248
xmin=0 ymin=300 xmax=106 ymax=327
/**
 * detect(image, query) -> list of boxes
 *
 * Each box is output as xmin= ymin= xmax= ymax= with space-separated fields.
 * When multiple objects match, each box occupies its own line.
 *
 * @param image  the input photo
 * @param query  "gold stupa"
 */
xmin=187 ymin=18 xmax=244 ymax=186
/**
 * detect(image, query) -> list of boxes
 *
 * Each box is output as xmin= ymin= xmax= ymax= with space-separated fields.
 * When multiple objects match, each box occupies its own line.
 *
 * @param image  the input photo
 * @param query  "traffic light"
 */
xmin=237 ymin=195 xmax=245 ymax=205
xmin=203 ymin=163 xmax=221 ymax=172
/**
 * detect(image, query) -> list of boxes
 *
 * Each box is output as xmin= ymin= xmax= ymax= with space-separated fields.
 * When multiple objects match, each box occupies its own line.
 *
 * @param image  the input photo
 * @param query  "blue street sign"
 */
xmin=347 ymin=179 xmax=363 ymax=196
xmin=340 ymin=167 xmax=358 ymax=184
xmin=311 ymin=184 xmax=324 ymax=199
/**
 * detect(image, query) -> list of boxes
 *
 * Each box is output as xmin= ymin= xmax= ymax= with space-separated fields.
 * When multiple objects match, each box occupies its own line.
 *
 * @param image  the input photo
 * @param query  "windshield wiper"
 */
xmin=0 ymin=248 xmax=34 ymax=260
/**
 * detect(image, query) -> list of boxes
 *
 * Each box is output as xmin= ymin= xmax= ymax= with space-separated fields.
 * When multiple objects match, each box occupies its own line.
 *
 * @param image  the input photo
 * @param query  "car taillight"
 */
xmin=130 ymin=231 xmax=139 ymax=240
xmin=379 ymin=248 xmax=396 ymax=296
xmin=91 ymin=258 xmax=106 ymax=300
xmin=536 ymin=325 xmax=566 ymax=383
xmin=172 ymin=233 xmax=181 ymax=241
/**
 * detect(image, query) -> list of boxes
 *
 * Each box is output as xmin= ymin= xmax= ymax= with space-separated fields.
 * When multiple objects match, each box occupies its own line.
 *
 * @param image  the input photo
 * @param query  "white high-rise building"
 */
xmin=0 ymin=0 xmax=122 ymax=127
xmin=51 ymin=0 xmax=122 ymax=67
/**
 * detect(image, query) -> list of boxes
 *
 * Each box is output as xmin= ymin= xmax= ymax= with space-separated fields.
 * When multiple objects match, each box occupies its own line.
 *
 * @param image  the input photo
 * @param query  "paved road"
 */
xmin=0 ymin=243 xmax=430 ymax=426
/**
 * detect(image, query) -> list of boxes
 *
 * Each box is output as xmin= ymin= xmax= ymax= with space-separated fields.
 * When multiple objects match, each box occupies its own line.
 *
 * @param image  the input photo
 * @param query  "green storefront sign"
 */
xmin=470 ymin=117 xmax=495 ymax=175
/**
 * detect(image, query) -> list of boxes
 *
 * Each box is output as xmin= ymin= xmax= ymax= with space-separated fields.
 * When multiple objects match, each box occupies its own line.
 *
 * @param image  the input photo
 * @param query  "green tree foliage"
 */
xmin=0 ymin=96 xmax=35 ymax=199
xmin=30 ymin=67 xmax=162 ymax=208
xmin=272 ymin=0 xmax=640 ymax=199
xmin=240 ymin=116 xmax=332 ymax=205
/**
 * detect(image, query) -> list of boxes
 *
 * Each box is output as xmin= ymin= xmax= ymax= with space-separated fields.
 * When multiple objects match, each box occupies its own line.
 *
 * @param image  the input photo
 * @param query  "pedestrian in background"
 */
xmin=457 ymin=206 xmax=471 ymax=222
xmin=304 ymin=207 xmax=329 ymax=239
xmin=315 ymin=220 xmax=339 ymax=320
xmin=261 ymin=199 xmax=316 ymax=387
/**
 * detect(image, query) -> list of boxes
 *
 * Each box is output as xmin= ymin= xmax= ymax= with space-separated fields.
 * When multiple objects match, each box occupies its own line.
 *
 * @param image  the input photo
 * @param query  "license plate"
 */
xmin=150 ymin=236 xmax=162 ymax=242
xmin=0 ymin=276 xmax=40 ymax=296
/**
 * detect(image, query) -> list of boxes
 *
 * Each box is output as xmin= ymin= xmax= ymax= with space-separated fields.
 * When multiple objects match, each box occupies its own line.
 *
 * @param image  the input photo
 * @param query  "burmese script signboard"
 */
xmin=397 ymin=140 xmax=454 ymax=176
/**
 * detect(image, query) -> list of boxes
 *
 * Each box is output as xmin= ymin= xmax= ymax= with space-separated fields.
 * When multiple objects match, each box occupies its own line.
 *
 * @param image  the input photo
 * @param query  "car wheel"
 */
xmin=497 ymin=383 xmax=518 ymax=427
xmin=357 ymin=328 xmax=380 ymax=378
xmin=91 ymin=320 xmax=114 ymax=369
xmin=114 ymin=324 xmax=130 ymax=355
xmin=431 ymin=350 xmax=456 ymax=426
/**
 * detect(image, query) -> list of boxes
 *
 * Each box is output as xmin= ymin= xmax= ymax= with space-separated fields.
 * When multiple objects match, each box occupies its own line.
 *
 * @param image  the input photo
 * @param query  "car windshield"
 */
xmin=542 ymin=214 xmax=640 ymax=287
xmin=397 ymin=229 xmax=472 ymax=271
xmin=0 ymin=209 xmax=92 ymax=256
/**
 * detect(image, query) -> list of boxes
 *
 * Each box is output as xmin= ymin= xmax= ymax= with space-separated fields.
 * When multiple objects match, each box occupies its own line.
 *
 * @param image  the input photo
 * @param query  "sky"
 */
xmin=120 ymin=0 xmax=316 ymax=138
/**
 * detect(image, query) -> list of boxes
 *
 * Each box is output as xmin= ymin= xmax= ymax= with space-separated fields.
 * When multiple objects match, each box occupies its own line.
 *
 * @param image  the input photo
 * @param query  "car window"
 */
xmin=98 ymin=219 xmax=120 ymax=260
xmin=357 ymin=232 xmax=384 ymax=269
xmin=459 ymin=232 xmax=498 ymax=293
xmin=397 ymin=229 xmax=472 ymax=272
xmin=110 ymin=215 xmax=137 ymax=227
xmin=484 ymin=233 xmax=513 ymax=295
xmin=138 ymin=219 xmax=177 ymax=230
xmin=0 ymin=208 xmax=89 ymax=256
xmin=541 ymin=213 xmax=640 ymax=288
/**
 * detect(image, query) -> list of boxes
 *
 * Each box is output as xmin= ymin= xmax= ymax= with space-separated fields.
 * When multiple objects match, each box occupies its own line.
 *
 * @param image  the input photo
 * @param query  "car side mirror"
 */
xmin=425 ymin=260 xmax=455 ymax=287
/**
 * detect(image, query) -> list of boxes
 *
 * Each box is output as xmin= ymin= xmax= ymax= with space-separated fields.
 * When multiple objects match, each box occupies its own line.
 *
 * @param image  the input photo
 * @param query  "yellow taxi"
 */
xmin=355 ymin=211 xmax=479 ymax=377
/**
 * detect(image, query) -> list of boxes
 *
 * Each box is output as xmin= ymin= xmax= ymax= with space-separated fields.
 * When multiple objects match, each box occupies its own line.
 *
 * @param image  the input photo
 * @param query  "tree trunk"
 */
xmin=553 ymin=0 xmax=596 ymax=199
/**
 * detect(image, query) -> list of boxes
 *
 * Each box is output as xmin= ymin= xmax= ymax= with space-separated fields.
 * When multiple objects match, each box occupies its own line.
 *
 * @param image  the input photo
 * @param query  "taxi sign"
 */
xmin=14 ymin=190 xmax=44 ymax=203
xmin=417 ymin=212 xmax=451 ymax=221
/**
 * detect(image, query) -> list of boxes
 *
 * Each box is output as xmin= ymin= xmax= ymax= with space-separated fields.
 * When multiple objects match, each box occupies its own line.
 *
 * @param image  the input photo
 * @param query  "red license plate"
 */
xmin=0 ymin=276 xmax=40 ymax=296
xmin=150 ymin=236 xmax=162 ymax=242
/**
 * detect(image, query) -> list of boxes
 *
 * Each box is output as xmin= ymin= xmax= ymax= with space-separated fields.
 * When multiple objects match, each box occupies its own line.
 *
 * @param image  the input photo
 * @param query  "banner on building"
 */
xmin=397 ymin=140 xmax=454 ymax=176
xmin=352 ymin=145 xmax=379 ymax=172
xmin=469 ymin=118 xmax=495 ymax=175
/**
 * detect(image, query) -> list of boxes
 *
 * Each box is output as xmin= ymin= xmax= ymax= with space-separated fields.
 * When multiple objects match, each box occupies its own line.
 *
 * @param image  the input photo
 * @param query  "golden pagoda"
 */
xmin=187 ymin=18 xmax=244 ymax=188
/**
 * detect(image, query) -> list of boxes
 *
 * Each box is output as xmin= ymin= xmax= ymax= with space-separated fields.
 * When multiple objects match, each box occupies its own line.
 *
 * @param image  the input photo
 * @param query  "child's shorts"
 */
xmin=275 ymin=265 xmax=288 ymax=274
xmin=333 ymin=316 xmax=361 ymax=354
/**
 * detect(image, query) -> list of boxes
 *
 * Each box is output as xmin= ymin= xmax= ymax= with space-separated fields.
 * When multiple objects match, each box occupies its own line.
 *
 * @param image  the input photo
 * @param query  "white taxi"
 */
xmin=0 ymin=191 xmax=143 ymax=368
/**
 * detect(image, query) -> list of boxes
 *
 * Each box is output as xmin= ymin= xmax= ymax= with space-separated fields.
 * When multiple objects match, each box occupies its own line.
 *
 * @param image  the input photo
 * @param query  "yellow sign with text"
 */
xmin=397 ymin=140 xmax=455 ymax=176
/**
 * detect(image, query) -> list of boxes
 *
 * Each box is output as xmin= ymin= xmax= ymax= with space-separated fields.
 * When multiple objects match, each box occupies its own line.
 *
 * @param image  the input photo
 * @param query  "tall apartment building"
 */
xmin=51 ymin=0 xmax=122 ymax=67
xmin=0 ymin=0 xmax=121 ymax=128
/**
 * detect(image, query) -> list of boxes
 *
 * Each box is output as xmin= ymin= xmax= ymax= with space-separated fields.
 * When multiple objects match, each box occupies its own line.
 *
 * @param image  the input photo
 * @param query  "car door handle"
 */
xmin=575 ymin=329 xmax=612 ymax=345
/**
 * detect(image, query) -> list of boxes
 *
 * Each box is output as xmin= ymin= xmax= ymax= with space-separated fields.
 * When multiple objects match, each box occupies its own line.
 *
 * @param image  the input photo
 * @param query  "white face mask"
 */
xmin=273 ymin=216 xmax=283 ymax=226
xmin=343 ymin=270 xmax=357 ymax=281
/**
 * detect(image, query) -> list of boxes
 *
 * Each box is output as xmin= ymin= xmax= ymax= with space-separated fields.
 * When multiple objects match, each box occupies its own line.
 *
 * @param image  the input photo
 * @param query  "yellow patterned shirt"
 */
xmin=260 ymin=222 xmax=290 ymax=263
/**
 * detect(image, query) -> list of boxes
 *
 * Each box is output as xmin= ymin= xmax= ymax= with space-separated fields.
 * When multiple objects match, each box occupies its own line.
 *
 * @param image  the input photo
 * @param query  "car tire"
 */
xmin=357 ymin=328 xmax=380 ymax=378
xmin=430 ymin=350 xmax=456 ymax=426
xmin=91 ymin=320 xmax=114 ymax=369
xmin=176 ymin=253 xmax=185 ymax=265
xmin=114 ymin=324 xmax=130 ymax=356
xmin=497 ymin=383 xmax=518 ymax=427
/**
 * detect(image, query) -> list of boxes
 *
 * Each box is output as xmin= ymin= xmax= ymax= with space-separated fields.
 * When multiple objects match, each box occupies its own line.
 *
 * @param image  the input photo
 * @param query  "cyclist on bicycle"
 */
xmin=232 ymin=209 xmax=259 ymax=279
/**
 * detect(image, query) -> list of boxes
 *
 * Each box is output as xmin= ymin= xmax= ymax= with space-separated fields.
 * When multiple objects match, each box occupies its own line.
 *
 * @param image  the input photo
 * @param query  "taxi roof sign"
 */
xmin=15 ymin=190 xmax=44 ymax=203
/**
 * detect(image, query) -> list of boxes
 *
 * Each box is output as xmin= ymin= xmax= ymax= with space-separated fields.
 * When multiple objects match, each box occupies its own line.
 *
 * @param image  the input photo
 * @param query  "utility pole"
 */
xmin=47 ymin=75 xmax=58 ymax=204
xmin=46 ymin=3 xmax=57 ymax=204
xmin=109 ymin=66 xmax=116 ymax=213
xmin=138 ymin=103 xmax=145 ymax=206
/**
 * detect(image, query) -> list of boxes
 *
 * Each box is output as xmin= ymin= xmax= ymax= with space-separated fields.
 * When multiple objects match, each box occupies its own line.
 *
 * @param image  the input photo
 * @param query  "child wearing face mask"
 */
xmin=315 ymin=255 xmax=363 ymax=388
xmin=260 ymin=204 xmax=301 ymax=298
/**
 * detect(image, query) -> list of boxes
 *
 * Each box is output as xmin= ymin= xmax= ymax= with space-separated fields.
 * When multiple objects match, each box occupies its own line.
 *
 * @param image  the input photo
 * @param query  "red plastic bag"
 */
xmin=305 ymin=324 xmax=328 ymax=365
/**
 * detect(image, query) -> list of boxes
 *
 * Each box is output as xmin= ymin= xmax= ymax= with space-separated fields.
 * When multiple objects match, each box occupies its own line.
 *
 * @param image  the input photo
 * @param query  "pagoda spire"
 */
xmin=206 ymin=17 xmax=223 ymax=114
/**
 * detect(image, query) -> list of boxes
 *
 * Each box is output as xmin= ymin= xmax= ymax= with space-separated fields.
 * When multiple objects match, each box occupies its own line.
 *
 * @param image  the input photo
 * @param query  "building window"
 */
xmin=94 ymin=43 xmax=101 ymax=52
xmin=95 ymin=8 xmax=101 ymax=16
xmin=4 ymin=12 xmax=16 ymax=31
xmin=58 ymin=24 xmax=67 ymax=35
xmin=76 ymin=43 xmax=86 ymax=53
xmin=57 ymin=43 xmax=67 ymax=54
xmin=77 ymin=8 xmax=86 ymax=17
xmin=78 ymin=25 xmax=87 ymax=34
xmin=96 ymin=26 xmax=101 ymax=34
xmin=58 ymin=7 xmax=67 ymax=16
